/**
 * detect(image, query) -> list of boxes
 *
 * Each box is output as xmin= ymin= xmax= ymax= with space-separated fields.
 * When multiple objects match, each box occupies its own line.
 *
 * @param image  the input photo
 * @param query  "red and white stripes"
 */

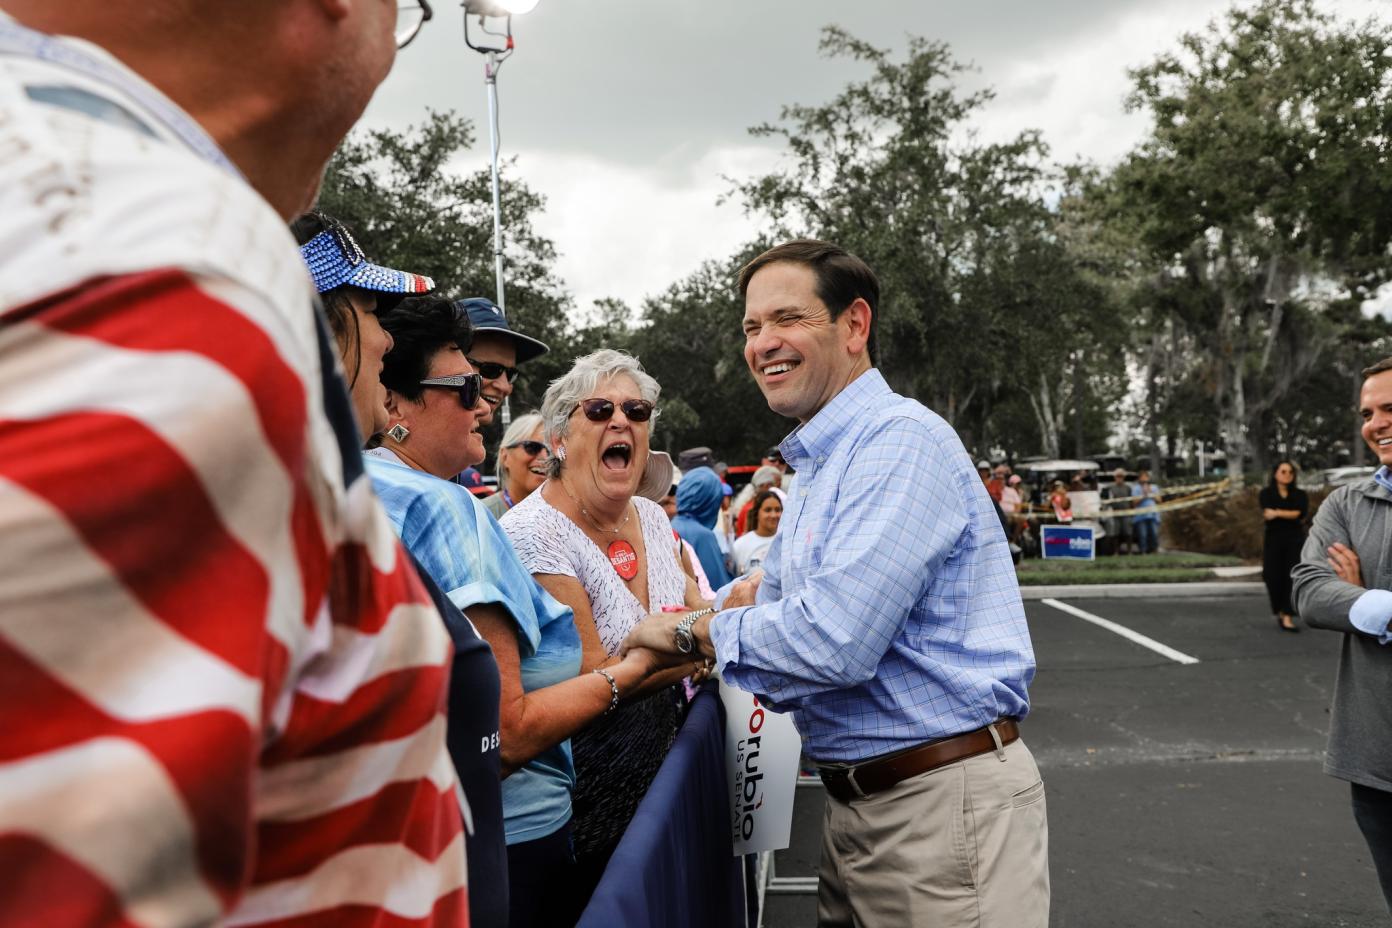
xmin=0 ymin=268 xmax=468 ymax=926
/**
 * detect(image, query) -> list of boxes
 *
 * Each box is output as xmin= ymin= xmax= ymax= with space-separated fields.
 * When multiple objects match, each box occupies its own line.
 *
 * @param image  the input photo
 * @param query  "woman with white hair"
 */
xmin=500 ymin=348 xmax=710 ymax=904
xmin=484 ymin=411 xmax=549 ymax=519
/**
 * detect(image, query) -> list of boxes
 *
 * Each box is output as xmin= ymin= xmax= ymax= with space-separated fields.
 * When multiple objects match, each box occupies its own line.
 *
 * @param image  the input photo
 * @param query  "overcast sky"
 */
xmin=360 ymin=0 xmax=1382 ymax=317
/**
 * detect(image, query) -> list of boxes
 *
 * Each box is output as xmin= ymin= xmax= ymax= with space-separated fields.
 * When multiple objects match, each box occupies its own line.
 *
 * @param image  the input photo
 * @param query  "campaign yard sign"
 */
xmin=719 ymin=679 xmax=802 ymax=856
xmin=1041 ymin=524 xmax=1096 ymax=560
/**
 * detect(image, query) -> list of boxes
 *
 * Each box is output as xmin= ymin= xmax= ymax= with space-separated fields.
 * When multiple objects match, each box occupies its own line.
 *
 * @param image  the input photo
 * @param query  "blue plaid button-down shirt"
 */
xmin=710 ymin=369 xmax=1035 ymax=762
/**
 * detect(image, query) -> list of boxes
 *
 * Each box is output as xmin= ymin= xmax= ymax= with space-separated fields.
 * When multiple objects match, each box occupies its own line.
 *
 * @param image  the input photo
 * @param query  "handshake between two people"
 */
xmin=619 ymin=571 xmax=764 ymax=684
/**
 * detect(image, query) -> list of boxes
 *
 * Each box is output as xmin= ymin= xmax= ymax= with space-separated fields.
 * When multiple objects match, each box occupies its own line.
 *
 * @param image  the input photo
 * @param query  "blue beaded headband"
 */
xmin=299 ymin=224 xmax=434 ymax=299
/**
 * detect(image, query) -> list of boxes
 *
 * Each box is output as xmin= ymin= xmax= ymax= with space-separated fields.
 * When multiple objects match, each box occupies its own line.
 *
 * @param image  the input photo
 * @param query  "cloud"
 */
xmin=358 ymin=0 xmax=1388 ymax=312
xmin=508 ymin=145 xmax=781 ymax=316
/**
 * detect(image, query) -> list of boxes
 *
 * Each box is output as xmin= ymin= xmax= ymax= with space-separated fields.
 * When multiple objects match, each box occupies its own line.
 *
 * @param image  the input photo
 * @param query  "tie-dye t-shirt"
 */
xmin=366 ymin=450 xmax=582 ymax=844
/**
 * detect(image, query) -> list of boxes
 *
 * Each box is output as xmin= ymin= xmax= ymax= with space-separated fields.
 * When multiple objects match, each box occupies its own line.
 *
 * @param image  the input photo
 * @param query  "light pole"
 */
xmin=463 ymin=0 xmax=538 ymax=427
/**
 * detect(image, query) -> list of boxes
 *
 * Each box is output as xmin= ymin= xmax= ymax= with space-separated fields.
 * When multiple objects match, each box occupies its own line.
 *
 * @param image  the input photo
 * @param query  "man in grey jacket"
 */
xmin=1292 ymin=356 xmax=1392 ymax=910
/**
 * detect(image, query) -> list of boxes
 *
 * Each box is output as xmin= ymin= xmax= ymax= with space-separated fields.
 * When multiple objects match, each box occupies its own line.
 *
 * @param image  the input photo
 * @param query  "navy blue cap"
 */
xmin=454 ymin=298 xmax=549 ymax=363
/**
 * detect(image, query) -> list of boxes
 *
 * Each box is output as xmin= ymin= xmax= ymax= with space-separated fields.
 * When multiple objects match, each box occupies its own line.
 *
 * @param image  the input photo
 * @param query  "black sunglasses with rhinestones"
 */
xmin=574 ymin=398 xmax=656 ymax=423
xmin=506 ymin=440 xmax=549 ymax=456
xmin=419 ymin=373 xmax=483 ymax=408
xmin=468 ymin=357 xmax=520 ymax=383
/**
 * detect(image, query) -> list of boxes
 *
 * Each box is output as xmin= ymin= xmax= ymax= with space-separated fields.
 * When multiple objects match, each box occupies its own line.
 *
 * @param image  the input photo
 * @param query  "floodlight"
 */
xmin=461 ymin=0 xmax=541 ymax=423
xmin=462 ymin=0 xmax=538 ymax=16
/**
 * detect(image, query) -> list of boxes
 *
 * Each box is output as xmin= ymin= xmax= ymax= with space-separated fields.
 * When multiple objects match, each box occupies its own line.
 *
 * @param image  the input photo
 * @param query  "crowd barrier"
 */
xmin=577 ymin=683 xmax=749 ymax=928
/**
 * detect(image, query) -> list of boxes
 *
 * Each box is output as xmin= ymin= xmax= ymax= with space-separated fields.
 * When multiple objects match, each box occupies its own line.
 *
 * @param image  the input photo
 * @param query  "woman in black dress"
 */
xmin=1260 ymin=460 xmax=1308 ymax=632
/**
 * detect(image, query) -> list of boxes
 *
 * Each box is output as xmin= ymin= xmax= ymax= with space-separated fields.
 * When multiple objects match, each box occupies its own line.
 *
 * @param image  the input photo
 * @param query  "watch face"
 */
xmin=675 ymin=628 xmax=694 ymax=654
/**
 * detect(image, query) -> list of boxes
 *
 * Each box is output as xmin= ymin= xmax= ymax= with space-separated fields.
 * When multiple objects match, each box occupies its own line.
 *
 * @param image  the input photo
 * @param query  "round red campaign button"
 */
xmin=608 ymin=539 xmax=638 ymax=580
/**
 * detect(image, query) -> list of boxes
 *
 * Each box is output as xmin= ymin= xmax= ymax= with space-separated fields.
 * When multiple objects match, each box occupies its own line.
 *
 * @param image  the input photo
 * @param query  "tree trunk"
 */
xmin=1028 ymin=371 xmax=1061 ymax=460
xmin=1146 ymin=330 xmax=1162 ymax=476
xmin=1072 ymin=352 xmax=1085 ymax=459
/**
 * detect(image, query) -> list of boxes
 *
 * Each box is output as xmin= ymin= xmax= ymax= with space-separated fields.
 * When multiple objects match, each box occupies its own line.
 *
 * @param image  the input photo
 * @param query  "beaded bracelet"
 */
xmin=592 ymin=667 xmax=620 ymax=715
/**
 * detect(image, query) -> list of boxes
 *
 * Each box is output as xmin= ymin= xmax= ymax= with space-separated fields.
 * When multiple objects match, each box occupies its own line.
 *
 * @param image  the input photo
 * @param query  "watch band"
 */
xmin=675 ymin=607 xmax=715 ymax=654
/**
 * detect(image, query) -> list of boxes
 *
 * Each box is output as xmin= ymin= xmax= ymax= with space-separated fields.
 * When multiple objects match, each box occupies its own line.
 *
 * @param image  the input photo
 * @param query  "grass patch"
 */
xmin=1018 ymin=567 xmax=1222 ymax=585
xmin=1016 ymin=551 xmax=1246 ymax=586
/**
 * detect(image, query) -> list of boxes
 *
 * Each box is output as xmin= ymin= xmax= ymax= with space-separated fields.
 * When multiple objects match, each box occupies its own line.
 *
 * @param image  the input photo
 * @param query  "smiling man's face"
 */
xmin=742 ymin=261 xmax=869 ymax=424
xmin=467 ymin=333 xmax=517 ymax=426
xmin=1361 ymin=369 xmax=1392 ymax=466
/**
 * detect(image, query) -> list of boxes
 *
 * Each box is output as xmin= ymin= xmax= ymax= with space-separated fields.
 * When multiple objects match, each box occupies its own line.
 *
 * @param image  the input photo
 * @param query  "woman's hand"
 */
xmin=1328 ymin=542 xmax=1364 ymax=588
xmin=1263 ymin=508 xmax=1277 ymax=521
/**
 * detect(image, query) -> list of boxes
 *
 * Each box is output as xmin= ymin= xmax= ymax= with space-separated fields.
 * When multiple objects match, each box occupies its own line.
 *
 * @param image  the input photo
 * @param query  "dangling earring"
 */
xmin=555 ymin=444 xmax=567 ymax=461
xmin=387 ymin=424 xmax=410 ymax=443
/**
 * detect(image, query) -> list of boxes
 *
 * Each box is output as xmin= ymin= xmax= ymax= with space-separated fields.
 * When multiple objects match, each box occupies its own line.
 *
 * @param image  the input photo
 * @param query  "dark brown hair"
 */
xmin=737 ymin=239 xmax=880 ymax=362
xmin=378 ymin=296 xmax=474 ymax=403
xmin=1362 ymin=357 xmax=1392 ymax=379
xmin=751 ymin=489 xmax=783 ymax=529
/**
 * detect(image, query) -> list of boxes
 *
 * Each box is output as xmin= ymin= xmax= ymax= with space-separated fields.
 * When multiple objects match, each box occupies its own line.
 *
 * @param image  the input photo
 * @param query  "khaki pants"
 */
xmin=817 ymin=738 xmax=1049 ymax=928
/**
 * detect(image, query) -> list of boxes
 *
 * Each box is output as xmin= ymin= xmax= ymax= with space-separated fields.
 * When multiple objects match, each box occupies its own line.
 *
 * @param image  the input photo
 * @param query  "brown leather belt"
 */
xmin=818 ymin=719 xmax=1020 ymax=803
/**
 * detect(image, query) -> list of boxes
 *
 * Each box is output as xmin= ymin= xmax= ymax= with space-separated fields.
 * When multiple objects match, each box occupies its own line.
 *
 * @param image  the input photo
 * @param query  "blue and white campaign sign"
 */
xmin=1041 ymin=524 xmax=1096 ymax=560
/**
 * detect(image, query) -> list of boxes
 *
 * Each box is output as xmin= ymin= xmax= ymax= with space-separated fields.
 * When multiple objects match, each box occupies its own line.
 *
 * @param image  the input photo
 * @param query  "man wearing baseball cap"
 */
xmin=454 ymin=297 xmax=549 ymax=427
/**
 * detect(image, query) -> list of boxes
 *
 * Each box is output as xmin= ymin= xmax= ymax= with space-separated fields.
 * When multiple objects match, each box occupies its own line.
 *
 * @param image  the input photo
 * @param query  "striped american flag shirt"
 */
xmin=0 ymin=20 xmax=469 ymax=928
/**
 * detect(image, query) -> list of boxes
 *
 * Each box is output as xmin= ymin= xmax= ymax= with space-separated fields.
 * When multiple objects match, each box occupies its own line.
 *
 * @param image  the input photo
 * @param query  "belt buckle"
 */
xmin=820 ymin=763 xmax=868 ymax=800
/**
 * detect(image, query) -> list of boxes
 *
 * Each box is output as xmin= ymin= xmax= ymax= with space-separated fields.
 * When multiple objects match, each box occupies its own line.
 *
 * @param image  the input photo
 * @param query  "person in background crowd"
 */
xmin=1000 ymin=473 xmax=1023 ymax=517
xmin=0 ymin=3 xmax=473 ymax=926
xmin=1050 ymin=480 xmax=1074 ymax=523
xmin=986 ymin=463 xmax=1007 ymax=502
xmin=1101 ymin=468 xmax=1134 ymax=556
xmin=1293 ymin=357 xmax=1392 ymax=912
xmin=977 ymin=459 xmax=994 ymax=489
xmin=292 ymin=211 xmax=428 ymax=436
xmin=981 ymin=461 xmax=1010 ymax=532
xmin=673 ymin=466 xmax=736 ymax=588
xmin=733 ymin=490 xmax=784 ymax=575
xmin=658 ymin=471 xmax=718 ymax=598
xmin=716 ymin=477 xmax=737 ymax=560
xmin=457 ymin=296 xmax=549 ymax=426
xmin=677 ymin=445 xmax=716 ymax=472
xmin=735 ymin=464 xmax=784 ymax=535
xmin=368 ymin=300 xmax=672 ymax=928
xmin=486 ymin=411 xmax=550 ymax=519
xmin=658 ymin=481 xmax=680 ymax=520
xmin=1261 ymin=460 xmax=1308 ymax=633
xmin=718 ymin=484 xmax=740 ymax=562
xmin=625 ymin=239 xmax=1046 ymax=927
xmin=1000 ymin=473 xmax=1027 ymax=543
xmin=1132 ymin=470 xmax=1162 ymax=554
xmin=501 ymin=349 xmax=707 ymax=908
xmin=452 ymin=296 xmax=549 ymax=488
xmin=295 ymin=216 xmax=511 ymax=928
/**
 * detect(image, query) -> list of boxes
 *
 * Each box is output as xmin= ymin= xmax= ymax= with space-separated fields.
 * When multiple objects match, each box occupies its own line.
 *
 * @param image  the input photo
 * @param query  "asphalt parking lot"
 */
xmin=761 ymin=594 xmax=1387 ymax=927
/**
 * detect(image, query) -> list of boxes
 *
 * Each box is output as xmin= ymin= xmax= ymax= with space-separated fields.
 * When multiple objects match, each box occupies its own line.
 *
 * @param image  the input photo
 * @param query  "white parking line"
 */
xmin=1041 ymin=598 xmax=1200 ymax=666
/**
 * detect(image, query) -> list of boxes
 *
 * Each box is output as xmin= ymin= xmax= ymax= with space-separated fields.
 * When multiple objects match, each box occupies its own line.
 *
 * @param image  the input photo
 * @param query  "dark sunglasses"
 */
xmin=419 ymin=373 xmax=483 ymax=408
xmin=575 ymin=398 xmax=656 ymax=423
xmin=468 ymin=357 xmax=520 ymax=383
xmin=506 ymin=440 xmax=549 ymax=456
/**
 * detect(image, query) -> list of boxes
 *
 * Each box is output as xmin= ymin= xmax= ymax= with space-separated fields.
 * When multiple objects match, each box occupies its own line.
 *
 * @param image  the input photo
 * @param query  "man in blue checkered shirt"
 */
xmin=625 ymin=240 xmax=1048 ymax=926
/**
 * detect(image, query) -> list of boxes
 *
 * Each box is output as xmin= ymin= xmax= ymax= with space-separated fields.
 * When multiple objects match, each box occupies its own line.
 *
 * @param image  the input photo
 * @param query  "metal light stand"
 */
xmin=464 ymin=8 xmax=514 ymax=425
